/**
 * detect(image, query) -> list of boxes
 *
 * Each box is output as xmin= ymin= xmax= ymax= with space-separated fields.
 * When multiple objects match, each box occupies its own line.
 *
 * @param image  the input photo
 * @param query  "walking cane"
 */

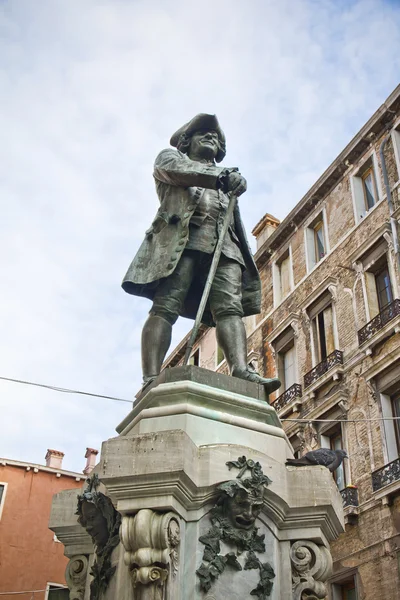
xmin=183 ymin=193 xmax=238 ymax=366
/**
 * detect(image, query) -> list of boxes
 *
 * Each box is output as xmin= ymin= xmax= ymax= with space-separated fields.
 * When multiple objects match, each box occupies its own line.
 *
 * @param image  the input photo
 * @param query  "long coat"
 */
xmin=122 ymin=148 xmax=261 ymax=326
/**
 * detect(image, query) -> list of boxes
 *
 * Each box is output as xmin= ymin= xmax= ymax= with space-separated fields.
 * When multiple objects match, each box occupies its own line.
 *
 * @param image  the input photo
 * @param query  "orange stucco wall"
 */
xmin=0 ymin=464 xmax=82 ymax=598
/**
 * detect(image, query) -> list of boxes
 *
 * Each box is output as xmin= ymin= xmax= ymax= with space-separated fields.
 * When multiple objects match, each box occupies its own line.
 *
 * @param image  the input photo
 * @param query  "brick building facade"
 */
xmin=164 ymin=85 xmax=400 ymax=598
xmin=0 ymin=449 xmax=96 ymax=599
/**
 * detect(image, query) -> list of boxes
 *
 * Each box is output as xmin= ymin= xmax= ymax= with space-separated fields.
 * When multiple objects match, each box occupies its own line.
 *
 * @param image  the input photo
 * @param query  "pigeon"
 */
xmin=286 ymin=449 xmax=348 ymax=472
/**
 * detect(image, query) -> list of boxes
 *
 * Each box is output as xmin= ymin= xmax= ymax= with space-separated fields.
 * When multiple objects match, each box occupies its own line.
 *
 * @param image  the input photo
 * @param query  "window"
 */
xmin=46 ymin=584 xmax=69 ymax=600
xmin=375 ymin=264 xmax=393 ymax=311
xmin=330 ymin=430 xmax=346 ymax=491
xmin=320 ymin=422 xmax=347 ymax=491
xmin=273 ymin=327 xmax=298 ymax=393
xmin=392 ymin=392 xmax=400 ymax=455
xmin=305 ymin=213 xmax=328 ymax=271
xmin=331 ymin=576 xmax=358 ymax=600
xmin=189 ymin=348 xmax=200 ymax=366
xmin=361 ymin=167 xmax=378 ymax=211
xmin=351 ymin=155 xmax=381 ymax=221
xmin=312 ymin=304 xmax=335 ymax=363
xmin=305 ymin=287 xmax=338 ymax=368
xmin=364 ymin=253 xmax=393 ymax=319
xmin=0 ymin=483 xmax=7 ymax=520
xmin=353 ymin=234 xmax=397 ymax=325
xmin=273 ymin=248 xmax=293 ymax=305
xmin=289 ymin=434 xmax=303 ymax=459
xmin=375 ymin=363 xmax=400 ymax=464
xmin=216 ymin=344 xmax=224 ymax=366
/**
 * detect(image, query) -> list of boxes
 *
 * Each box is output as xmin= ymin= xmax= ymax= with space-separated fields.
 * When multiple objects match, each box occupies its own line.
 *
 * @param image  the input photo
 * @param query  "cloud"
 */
xmin=0 ymin=0 xmax=399 ymax=471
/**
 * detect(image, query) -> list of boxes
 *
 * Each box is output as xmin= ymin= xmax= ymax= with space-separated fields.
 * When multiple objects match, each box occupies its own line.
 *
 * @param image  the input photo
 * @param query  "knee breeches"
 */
xmin=150 ymin=251 xmax=244 ymax=325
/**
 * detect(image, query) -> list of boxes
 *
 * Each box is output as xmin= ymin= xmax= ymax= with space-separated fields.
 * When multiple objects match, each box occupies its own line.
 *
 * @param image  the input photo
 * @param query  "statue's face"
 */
xmin=189 ymin=129 xmax=219 ymax=160
xmin=81 ymin=501 xmax=108 ymax=548
xmin=226 ymin=489 xmax=262 ymax=530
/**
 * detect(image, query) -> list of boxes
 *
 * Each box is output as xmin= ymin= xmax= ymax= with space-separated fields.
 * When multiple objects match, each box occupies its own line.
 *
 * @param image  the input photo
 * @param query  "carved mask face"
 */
xmin=189 ymin=129 xmax=219 ymax=160
xmin=81 ymin=501 xmax=109 ymax=548
xmin=226 ymin=489 xmax=262 ymax=530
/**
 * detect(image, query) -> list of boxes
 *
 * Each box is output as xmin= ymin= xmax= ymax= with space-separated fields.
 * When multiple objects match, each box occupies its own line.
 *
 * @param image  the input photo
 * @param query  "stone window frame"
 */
xmin=272 ymin=244 xmax=294 ymax=307
xmin=0 ymin=481 xmax=7 ymax=521
xmin=304 ymin=208 xmax=330 ymax=273
xmin=350 ymin=150 xmax=383 ymax=224
xmin=349 ymin=224 xmax=399 ymax=324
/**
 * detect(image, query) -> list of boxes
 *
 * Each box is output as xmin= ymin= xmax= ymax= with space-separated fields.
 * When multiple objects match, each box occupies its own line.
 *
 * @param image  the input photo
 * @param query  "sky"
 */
xmin=1 ymin=0 xmax=400 ymax=473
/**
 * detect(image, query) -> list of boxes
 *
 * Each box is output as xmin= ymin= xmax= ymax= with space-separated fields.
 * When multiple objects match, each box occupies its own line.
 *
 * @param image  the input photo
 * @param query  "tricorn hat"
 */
xmin=170 ymin=113 xmax=226 ymax=162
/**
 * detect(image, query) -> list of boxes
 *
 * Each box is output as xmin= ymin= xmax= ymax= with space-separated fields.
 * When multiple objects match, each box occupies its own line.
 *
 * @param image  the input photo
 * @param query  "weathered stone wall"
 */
xmin=249 ymin=125 xmax=400 ymax=598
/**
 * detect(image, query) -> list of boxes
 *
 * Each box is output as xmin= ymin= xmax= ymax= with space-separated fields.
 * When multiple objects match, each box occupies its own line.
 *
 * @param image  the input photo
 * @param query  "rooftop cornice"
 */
xmin=255 ymin=84 xmax=400 ymax=266
xmin=0 ymin=457 xmax=83 ymax=479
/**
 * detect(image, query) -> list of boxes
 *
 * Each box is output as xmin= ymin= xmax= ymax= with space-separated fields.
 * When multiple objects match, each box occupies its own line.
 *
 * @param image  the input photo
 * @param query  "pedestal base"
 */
xmin=50 ymin=367 xmax=344 ymax=600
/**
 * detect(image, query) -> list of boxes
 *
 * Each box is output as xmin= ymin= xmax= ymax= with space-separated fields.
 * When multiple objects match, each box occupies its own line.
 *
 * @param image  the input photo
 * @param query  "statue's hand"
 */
xmin=225 ymin=171 xmax=247 ymax=196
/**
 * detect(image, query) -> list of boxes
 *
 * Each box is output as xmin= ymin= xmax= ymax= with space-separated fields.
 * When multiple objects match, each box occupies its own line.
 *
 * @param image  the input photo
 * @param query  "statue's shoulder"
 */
xmin=154 ymin=147 xmax=187 ymax=168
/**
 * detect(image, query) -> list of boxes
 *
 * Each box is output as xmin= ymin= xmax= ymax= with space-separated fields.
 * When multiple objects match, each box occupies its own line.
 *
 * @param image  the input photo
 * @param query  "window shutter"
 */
xmin=283 ymin=346 xmax=296 ymax=389
xmin=323 ymin=306 xmax=335 ymax=355
xmin=280 ymin=255 xmax=291 ymax=298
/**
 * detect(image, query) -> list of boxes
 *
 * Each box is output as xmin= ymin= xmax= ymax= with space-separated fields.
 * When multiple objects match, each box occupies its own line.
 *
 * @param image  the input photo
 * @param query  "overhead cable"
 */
xmin=0 ymin=375 xmax=399 ymax=423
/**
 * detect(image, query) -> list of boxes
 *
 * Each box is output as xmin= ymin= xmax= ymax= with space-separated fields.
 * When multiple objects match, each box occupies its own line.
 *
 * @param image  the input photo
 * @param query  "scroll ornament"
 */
xmin=290 ymin=540 xmax=333 ymax=600
xmin=121 ymin=509 xmax=180 ymax=599
xmin=65 ymin=555 xmax=89 ymax=600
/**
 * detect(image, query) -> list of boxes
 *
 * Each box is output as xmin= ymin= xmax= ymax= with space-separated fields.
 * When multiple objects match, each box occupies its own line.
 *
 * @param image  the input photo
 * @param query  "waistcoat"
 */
xmin=186 ymin=189 xmax=244 ymax=266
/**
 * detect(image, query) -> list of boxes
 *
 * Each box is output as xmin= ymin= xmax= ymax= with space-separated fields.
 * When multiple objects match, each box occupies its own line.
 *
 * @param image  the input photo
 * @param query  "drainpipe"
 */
xmin=379 ymin=135 xmax=400 ymax=274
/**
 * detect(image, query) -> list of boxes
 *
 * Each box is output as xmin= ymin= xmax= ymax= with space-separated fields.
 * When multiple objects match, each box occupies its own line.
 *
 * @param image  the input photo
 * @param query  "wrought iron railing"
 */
xmin=274 ymin=384 xmax=302 ymax=413
xmin=304 ymin=350 xmax=343 ymax=389
xmin=358 ymin=299 xmax=400 ymax=346
xmin=372 ymin=457 xmax=400 ymax=492
xmin=340 ymin=486 xmax=359 ymax=508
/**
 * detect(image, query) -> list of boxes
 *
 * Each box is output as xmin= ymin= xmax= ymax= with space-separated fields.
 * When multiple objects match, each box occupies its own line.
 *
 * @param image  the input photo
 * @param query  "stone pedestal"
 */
xmin=50 ymin=367 xmax=344 ymax=600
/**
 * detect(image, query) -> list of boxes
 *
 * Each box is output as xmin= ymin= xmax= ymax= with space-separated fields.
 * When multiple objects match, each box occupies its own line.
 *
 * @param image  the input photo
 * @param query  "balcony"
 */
xmin=372 ymin=457 xmax=400 ymax=492
xmin=304 ymin=350 xmax=344 ymax=389
xmin=274 ymin=384 xmax=302 ymax=415
xmin=358 ymin=299 xmax=400 ymax=347
xmin=340 ymin=486 xmax=359 ymax=508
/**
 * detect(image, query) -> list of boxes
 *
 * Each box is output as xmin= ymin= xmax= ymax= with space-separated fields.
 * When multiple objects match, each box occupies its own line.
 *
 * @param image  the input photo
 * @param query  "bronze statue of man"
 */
xmin=122 ymin=113 xmax=280 ymax=393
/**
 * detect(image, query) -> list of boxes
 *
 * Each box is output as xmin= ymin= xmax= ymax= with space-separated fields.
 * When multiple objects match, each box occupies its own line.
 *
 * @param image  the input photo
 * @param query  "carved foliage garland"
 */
xmin=196 ymin=456 xmax=275 ymax=599
xmin=76 ymin=474 xmax=121 ymax=600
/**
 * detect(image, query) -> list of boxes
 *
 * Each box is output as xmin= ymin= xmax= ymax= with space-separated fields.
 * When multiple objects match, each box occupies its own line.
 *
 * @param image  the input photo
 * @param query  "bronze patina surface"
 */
xmin=122 ymin=114 xmax=280 ymax=393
